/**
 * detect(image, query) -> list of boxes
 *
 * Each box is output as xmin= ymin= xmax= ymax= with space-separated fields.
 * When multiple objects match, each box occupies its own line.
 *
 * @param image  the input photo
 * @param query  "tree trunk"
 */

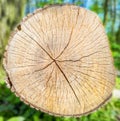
xmin=103 ymin=0 xmax=109 ymax=25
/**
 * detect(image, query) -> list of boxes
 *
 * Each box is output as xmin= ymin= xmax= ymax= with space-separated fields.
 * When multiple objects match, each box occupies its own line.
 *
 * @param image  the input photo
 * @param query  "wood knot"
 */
xmin=17 ymin=24 xmax=21 ymax=31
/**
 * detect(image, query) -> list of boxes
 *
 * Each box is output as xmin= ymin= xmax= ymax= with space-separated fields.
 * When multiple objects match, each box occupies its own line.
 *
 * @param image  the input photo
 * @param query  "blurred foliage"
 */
xmin=115 ymin=77 xmax=120 ymax=89
xmin=0 ymin=0 xmax=26 ymax=66
xmin=0 ymin=0 xmax=120 ymax=121
xmin=89 ymin=0 xmax=120 ymax=70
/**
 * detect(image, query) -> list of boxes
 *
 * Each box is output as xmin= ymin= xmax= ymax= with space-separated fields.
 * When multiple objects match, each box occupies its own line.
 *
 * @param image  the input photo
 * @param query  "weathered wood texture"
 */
xmin=3 ymin=4 xmax=116 ymax=117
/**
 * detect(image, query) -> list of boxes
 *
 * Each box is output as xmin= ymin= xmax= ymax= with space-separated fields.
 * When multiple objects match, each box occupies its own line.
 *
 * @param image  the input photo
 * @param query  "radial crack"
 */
xmin=54 ymin=61 xmax=81 ymax=106
xmin=55 ymin=8 xmax=80 ymax=59
xmin=20 ymin=27 xmax=54 ymax=61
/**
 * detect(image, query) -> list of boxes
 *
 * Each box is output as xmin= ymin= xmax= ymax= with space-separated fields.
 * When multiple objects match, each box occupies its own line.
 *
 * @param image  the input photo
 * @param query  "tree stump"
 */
xmin=3 ymin=4 xmax=116 ymax=117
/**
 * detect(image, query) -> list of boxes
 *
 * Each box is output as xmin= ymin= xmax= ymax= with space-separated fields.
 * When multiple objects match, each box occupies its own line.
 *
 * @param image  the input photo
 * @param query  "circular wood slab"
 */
xmin=3 ymin=4 xmax=116 ymax=117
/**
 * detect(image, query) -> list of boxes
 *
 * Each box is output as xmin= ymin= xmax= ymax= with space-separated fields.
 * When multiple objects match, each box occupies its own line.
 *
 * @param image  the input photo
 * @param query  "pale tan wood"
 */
xmin=3 ymin=4 xmax=116 ymax=117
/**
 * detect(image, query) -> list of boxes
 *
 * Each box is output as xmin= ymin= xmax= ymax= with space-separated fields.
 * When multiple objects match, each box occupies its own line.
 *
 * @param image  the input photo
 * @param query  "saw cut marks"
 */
xmin=3 ymin=4 xmax=115 ymax=117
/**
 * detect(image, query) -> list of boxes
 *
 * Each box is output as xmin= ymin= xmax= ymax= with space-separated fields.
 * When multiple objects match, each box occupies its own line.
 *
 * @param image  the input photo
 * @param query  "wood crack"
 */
xmin=55 ymin=7 xmax=80 ymax=60
xmin=54 ymin=60 xmax=81 ymax=106
xmin=57 ymin=50 xmax=105 ymax=62
xmin=21 ymin=26 xmax=54 ymax=61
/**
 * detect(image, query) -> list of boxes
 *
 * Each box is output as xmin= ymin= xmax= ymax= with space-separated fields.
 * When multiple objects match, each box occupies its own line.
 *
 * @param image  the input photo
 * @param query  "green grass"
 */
xmin=0 ymin=67 xmax=5 ymax=84
xmin=116 ymin=77 xmax=120 ymax=89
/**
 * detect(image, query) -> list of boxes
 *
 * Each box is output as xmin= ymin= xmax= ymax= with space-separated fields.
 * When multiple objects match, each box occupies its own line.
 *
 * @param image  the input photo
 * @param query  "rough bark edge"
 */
xmin=13 ymin=90 xmax=114 ymax=117
xmin=2 ymin=4 xmax=116 ymax=117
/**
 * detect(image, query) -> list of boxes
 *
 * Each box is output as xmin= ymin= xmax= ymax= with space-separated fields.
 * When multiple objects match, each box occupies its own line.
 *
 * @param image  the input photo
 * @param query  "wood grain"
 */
xmin=3 ymin=4 xmax=116 ymax=117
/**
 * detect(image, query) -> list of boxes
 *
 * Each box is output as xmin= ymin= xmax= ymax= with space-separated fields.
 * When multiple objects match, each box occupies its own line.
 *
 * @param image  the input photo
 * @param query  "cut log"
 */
xmin=3 ymin=4 xmax=116 ymax=117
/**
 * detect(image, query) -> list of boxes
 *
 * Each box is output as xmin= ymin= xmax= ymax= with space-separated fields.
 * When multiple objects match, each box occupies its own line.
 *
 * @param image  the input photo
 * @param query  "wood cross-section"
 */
xmin=3 ymin=4 xmax=116 ymax=117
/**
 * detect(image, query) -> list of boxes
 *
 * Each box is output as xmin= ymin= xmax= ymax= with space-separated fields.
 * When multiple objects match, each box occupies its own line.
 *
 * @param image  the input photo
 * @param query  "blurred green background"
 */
xmin=0 ymin=0 xmax=120 ymax=121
